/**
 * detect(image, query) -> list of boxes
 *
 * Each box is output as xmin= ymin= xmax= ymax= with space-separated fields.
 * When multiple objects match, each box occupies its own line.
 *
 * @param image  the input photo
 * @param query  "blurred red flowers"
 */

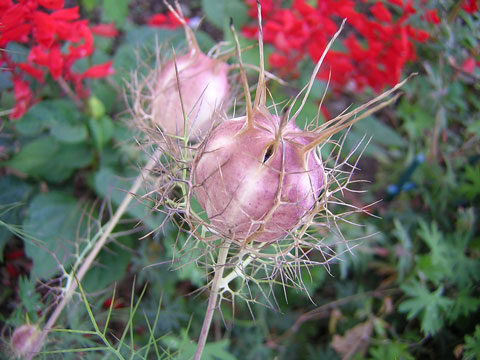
xmin=147 ymin=12 xmax=185 ymax=29
xmin=0 ymin=0 xmax=118 ymax=119
xmin=243 ymin=0 xmax=435 ymax=92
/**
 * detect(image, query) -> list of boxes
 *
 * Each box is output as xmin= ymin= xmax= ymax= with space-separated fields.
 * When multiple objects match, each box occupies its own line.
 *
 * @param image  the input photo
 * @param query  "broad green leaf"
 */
xmin=102 ymin=0 xmax=130 ymax=28
xmin=23 ymin=192 xmax=83 ymax=279
xmin=82 ymin=235 xmax=134 ymax=293
xmin=15 ymin=100 xmax=88 ymax=143
xmin=81 ymin=0 xmax=96 ymax=11
xmin=399 ymin=281 xmax=454 ymax=335
xmin=202 ymin=0 xmax=248 ymax=31
xmin=93 ymin=167 xmax=165 ymax=231
xmin=0 ymin=176 xmax=33 ymax=261
xmin=6 ymin=136 xmax=93 ymax=183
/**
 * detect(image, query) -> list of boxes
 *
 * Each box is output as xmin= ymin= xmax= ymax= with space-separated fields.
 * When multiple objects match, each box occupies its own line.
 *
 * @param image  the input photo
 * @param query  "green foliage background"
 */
xmin=1 ymin=1 xmax=479 ymax=359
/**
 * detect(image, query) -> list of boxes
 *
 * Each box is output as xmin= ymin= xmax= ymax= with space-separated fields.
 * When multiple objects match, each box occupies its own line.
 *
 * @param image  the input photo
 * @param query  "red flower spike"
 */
xmin=147 ymin=12 xmax=186 ymax=29
xmin=11 ymin=77 xmax=33 ymax=119
xmin=33 ymin=11 xmax=56 ymax=48
xmin=39 ymin=0 xmax=64 ymax=10
xmin=370 ymin=2 xmax=393 ymax=23
xmin=0 ymin=23 xmax=31 ymax=45
xmin=82 ymin=60 xmax=115 ymax=78
xmin=28 ymin=45 xmax=50 ymax=67
xmin=48 ymin=46 xmax=63 ymax=79
xmin=91 ymin=23 xmax=119 ymax=37
xmin=0 ymin=0 xmax=14 ymax=13
xmin=462 ymin=0 xmax=479 ymax=13
xmin=269 ymin=53 xmax=288 ymax=68
xmin=51 ymin=6 xmax=80 ymax=21
xmin=425 ymin=9 xmax=440 ymax=24
xmin=0 ymin=4 xmax=28 ymax=30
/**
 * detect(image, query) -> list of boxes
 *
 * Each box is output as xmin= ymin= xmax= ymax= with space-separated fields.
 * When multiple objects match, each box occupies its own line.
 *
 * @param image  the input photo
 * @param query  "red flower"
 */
xmin=51 ymin=6 xmax=80 ymax=21
xmin=38 ymin=0 xmax=64 ymax=10
xmin=48 ymin=46 xmax=63 ymax=79
xmin=28 ymin=45 xmax=50 ymax=67
xmin=33 ymin=11 xmax=56 ymax=47
xmin=461 ymin=56 xmax=476 ymax=73
xmin=370 ymin=2 xmax=393 ymax=23
xmin=82 ymin=60 xmax=115 ymax=78
xmin=425 ymin=9 xmax=440 ymax=24
xmin=91 ymin=23 xmax=119 ymax=37
xmin=269 ymin=53 xmax=288 ymax=68
xmin=147 ymin=12 xmax=185 ymax=29
xmin=461 ymin=0 xmax=478 ymax=13
xmin=0 ymin=23 xmax=31 ymax=45
xmin=11 ymin=77 xmax=33 ymax=119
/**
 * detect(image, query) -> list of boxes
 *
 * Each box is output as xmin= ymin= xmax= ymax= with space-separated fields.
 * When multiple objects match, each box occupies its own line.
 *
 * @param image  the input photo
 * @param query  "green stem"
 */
xmin=25 ymin=150 xmax=161 ymax=360
xmin=193 ymin=239 xmax=232 ymax=360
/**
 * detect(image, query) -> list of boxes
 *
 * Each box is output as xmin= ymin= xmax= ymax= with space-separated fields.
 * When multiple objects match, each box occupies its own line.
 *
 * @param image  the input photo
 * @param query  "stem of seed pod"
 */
xmin=194 ymin=239 xmax=232 ymax=360
xmin=24 ymin=150 xmax=162 ymax=360
xmin=217 ymin=253 xmax=255 ymax=291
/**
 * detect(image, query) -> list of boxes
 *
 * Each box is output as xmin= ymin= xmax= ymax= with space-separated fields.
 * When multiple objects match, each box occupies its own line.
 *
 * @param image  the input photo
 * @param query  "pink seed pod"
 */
xmin=10 ymin=324 xmax=41 ymax=358
xmin=191 ymin=12 xmax=337 ymax=245
xmin=152 ymin=2 xmax=230 ymax=141
xmin=193 ymin=111 xmax=324 ymax=243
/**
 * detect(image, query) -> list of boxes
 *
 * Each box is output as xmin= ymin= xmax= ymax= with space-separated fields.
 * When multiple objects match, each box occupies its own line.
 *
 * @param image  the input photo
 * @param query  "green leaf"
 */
xmin=163 ymin=335 xmax=236 ymax=360
xmin=399 ymin=281 xmax=454 ymax=335
xmin=5 ymin=136 xmax=93 ymax=183
xmin=18 ymin=276 xmax=41 ymax=321
xmin=416 ymin=221 xmax=452 ymax=283
xmin=369 ymin=341 xmax=414 ymax=360
xmin=82 ymin=235 xmax=134 ymax=293
xmin=464 ymin=325 xmax=480 ymax=360
xmin=467 ymin=119 xmax=480 ymax=137
xmin=0 ymin=176 xmax=33 ymax=261
xmin=88 ymin=115 xmax=114 ymax=151
xmin=93 ymin=167 xmax=165 ymax=230
xmin=459 ymin=165 xmax=480 ymax=201
xmin=81 ymin=0 xmax=96 ymax=10
xmin=202 ymin=0 xmax=248 ymax=31
xmin=447 ymin=289 xmax=480 ymax=322
xmin=16 ymin=100 xmax=88 ymax=143
xmin=102 ymin=0 xmax=130 ymax=28
xmin=23 ymin=192 xmax=83 ymax=279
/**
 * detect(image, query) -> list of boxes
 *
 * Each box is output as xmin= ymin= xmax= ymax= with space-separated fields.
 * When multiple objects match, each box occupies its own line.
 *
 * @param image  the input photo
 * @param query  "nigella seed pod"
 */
xmin=153 ymin=51 xmax=229 ymax=140
xmin=10 ymin=324 xmax=41 ymax=358
xmin=152 ymin=1 xmax=230 ymax=141
xmin=191 ymin=12 xmax=338 ymax=245
xmin=193 ymin=111 xmax=324 ymax=243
